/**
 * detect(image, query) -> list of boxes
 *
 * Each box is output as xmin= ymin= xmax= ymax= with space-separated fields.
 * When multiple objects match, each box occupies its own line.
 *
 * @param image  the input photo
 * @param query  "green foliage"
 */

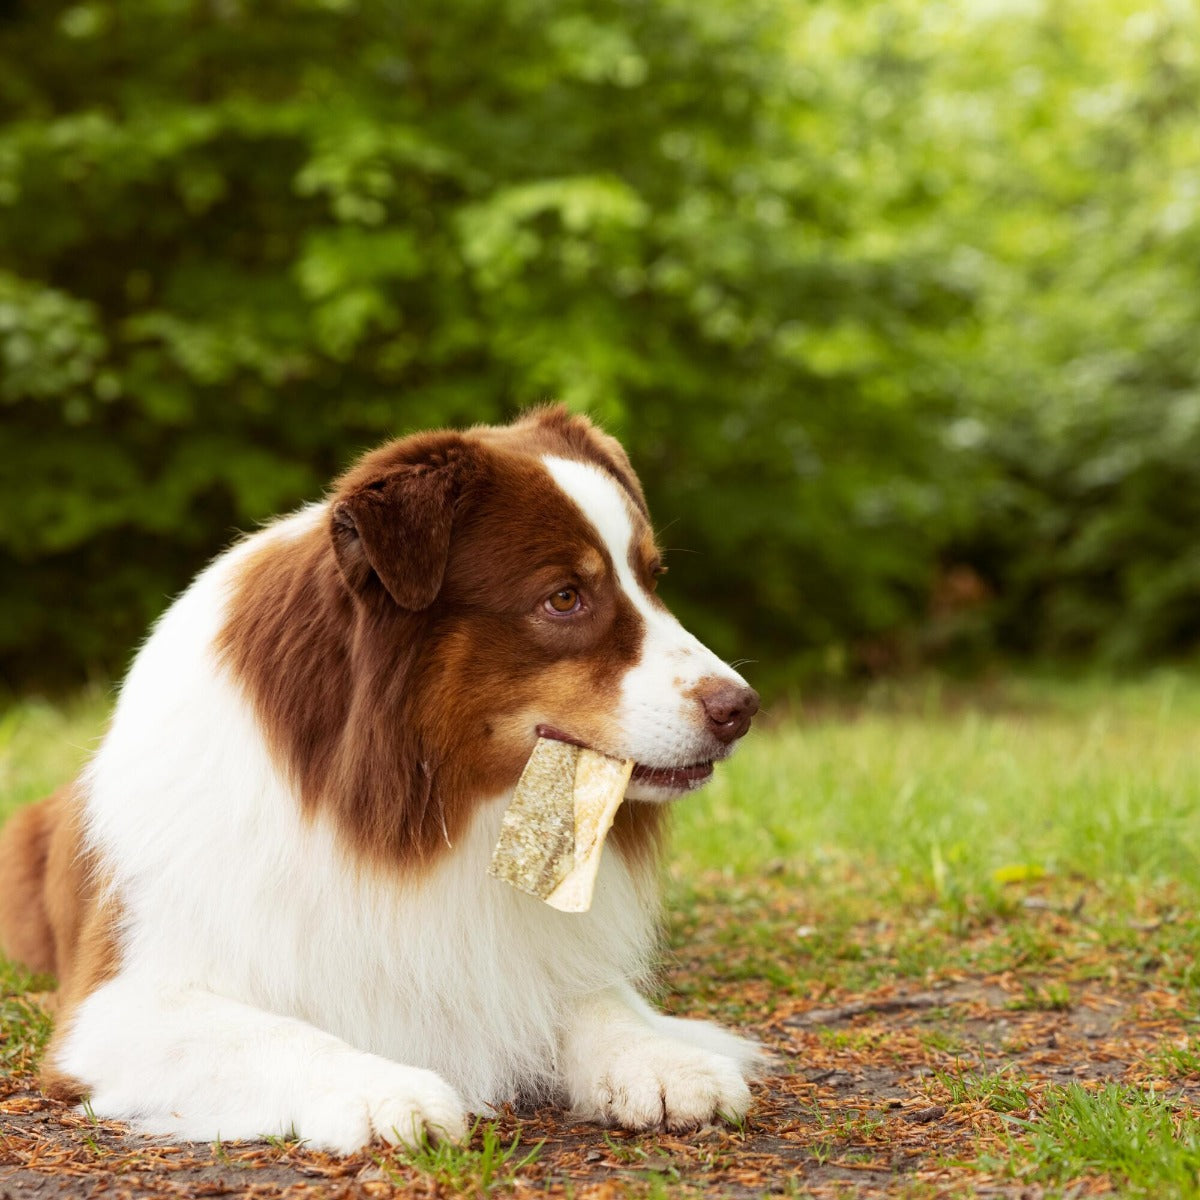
xmin=1 ymin=1 xmax=1198 ymax=689
xmin=913 ymin=2 xmax=1200 ymax=668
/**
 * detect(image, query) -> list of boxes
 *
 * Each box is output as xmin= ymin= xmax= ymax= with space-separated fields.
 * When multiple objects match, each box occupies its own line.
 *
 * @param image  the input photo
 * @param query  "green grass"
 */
xmin=1006 ymin=981 xmax=1073 ymax=1013
xmin=0 ymin=959 xmax=55 ymax=1073
xmin=0 ymin=685 xmax=111 ymax=823
xmin=379 ymin=1120 xmax=542 ymax=1195
xmin=658 ymin=671 xmax=1200 ymax=1009
xmin=7 ymin=673 xmax=1200 ymax=1011
xmin=5 ymin=672 xmax=1200 ymax=899
xmin=1157 ymin=1038 xmax=1200 ymax=1080
xmin=671 ymin=671 xmax=1200 ymax=893
xmin=935 ymin=1064 xmax=1030 ymax=1114
xmin=999 ymin=1083 xmax=1200 ymax=1197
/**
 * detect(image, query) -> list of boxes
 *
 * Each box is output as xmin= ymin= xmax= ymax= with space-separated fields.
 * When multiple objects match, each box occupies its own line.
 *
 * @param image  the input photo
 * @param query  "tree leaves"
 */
xmin=2 ymin=0 xmax=1198 ymax=687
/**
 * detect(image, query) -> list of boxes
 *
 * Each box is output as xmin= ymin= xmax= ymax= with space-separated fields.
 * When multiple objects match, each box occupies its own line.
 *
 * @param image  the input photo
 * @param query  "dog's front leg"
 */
xmin=48 ymin=973 xmax=467 ymax=1154
xmin=560 ymin=983 xmax=756 ymax=1132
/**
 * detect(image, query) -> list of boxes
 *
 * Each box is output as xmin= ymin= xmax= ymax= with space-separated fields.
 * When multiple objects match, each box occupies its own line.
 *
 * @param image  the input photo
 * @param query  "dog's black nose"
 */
xmin=698 ymin=680 xmax=759 ymax=744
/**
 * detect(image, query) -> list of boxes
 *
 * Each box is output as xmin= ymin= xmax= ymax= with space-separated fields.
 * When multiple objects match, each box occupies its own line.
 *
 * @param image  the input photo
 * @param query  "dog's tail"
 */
xmin=0 ymin=787 xmax=76 ymax=977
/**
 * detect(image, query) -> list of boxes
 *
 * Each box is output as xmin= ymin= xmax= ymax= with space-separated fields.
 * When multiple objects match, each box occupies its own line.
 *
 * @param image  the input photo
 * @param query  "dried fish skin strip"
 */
xmin=488 ymin=738 xmax=578 ymax=897
xmin=544 ymin=751 xmax=635 ymax=913
xmin=489 ymin=738 xmax=635 ymax=912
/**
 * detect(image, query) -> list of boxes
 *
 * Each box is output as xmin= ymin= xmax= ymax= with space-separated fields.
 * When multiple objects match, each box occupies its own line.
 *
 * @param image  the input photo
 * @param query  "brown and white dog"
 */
xmin=0 ymin=407 xmax=760 ymax=1152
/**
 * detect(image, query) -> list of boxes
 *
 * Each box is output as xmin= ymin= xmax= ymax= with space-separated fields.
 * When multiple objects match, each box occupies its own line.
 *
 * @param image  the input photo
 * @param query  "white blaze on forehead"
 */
xmin=541 ymin=455 xmax=653 ymax=618
xmin=541 ymin=454 xmax=750 ymax=776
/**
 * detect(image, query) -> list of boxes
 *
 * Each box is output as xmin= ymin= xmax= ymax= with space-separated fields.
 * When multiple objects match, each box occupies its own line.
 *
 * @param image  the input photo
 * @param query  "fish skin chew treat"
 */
xmin=488 ymin=738 xmax=578 ymax=898
xmin=543 ymin=748 xmax=636 ymax=913
xmin=489 ymin=737 xmax=635 ymax=912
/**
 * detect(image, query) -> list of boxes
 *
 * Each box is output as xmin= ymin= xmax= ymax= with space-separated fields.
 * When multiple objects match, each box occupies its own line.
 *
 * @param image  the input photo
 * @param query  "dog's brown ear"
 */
xmin=331 ymin=439 xmax=480 ymax=610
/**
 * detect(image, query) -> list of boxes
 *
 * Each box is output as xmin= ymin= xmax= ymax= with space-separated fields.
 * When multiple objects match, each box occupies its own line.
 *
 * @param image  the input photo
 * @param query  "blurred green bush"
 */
xmin=1 ymin=0 xmax=1197 ymax=692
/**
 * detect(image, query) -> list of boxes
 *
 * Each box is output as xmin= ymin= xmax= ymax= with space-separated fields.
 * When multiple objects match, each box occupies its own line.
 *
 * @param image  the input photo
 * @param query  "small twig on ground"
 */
xmin=900 ymin=1105 xmax=946 ymax=1124
xmin=785 ymin=993 xmax=944 ymax=1027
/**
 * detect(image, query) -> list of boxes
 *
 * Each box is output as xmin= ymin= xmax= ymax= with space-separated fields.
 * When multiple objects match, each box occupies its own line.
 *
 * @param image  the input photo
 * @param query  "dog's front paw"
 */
xmin=574 ymin=1037 xmax=751 ymax=1133
xmin=293 ymin=1060 xmax=468 ymax=1154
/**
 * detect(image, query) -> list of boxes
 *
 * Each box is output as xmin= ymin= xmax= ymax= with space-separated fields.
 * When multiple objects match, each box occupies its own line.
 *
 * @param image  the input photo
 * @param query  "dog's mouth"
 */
xmin=535 ymin=725 xmax=715 ymax=791
xmin=629 ymin=761 xmax=715 ymax=789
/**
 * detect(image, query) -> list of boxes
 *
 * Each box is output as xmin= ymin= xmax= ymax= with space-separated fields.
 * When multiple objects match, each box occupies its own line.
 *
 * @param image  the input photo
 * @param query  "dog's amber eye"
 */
xmin=546 ymin=587 xmax=580 ymax=614
xmin=649 ymin=562 xmax=668 ymax=589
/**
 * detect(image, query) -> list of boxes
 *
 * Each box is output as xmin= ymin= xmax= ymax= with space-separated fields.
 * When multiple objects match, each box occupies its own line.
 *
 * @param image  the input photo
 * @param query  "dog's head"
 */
xmin=223 ymin=407 xmax=756 ymax=866
xmin=328 ymin=407 xmax=758 ymax=807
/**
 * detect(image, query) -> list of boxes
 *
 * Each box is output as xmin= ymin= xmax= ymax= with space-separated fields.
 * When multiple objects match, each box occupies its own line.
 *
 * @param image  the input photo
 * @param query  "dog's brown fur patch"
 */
xmin=0 ymin=784 xmax=123 ymax=1101
xmin=0 ymin=791 xmax=61 ymax=977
